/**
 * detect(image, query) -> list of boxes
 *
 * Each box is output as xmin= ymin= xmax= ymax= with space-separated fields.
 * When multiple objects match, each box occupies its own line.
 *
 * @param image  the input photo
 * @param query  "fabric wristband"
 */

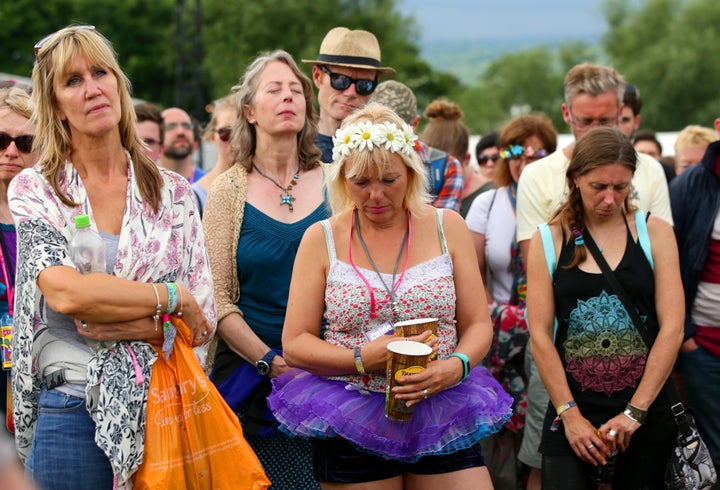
xmin=353 ymin=346 xmax=366 ymax=375
xmin=550 ymin=400 xmax=577 ymax=432
xmin=449 ymin=352 xmax=470 ymax=381
xmin=165 ymin=282 xmax=178 ymax=314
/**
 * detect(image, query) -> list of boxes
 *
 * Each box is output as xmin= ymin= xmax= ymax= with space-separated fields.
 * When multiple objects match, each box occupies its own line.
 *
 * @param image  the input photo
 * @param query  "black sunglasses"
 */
xmin=215 ymin=127 xmax=232 ymax=142
xmin=320 ymin=65 xmax=378 ymax=96
xmin=477 ymin=154 xmax=500 ymax=165
xmin=0 ymin=133 xmax=34 ymax=153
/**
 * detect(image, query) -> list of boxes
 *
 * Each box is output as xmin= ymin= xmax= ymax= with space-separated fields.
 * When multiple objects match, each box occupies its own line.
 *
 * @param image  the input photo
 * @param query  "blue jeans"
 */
xmin=680 ymin=345 xmax=720 ymax=468
xmin=26 ymin=389 xmax=114 ymax=490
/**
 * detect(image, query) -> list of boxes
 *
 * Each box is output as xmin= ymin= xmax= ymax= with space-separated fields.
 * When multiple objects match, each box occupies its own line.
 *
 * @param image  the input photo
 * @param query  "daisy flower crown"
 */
xmin=332 ymin=120 xmax=418 ymax=161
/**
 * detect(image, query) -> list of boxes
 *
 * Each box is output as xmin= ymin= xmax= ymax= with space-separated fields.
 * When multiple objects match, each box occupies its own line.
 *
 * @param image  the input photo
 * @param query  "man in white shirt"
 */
xmin=515 ymin=62 xmax=673 ymax=490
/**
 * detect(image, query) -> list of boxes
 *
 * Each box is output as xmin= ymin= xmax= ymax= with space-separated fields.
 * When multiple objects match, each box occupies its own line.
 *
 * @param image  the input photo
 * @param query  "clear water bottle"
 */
xmin=69 ymin=214 xmax=106 ymax=275
xmin=68 ymin=214 xmax=106 ymax=350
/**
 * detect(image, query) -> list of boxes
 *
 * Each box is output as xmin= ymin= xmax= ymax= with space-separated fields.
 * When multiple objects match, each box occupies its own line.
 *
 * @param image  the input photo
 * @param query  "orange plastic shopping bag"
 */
xmin=133 ymin=317 xmax=270 ymax=489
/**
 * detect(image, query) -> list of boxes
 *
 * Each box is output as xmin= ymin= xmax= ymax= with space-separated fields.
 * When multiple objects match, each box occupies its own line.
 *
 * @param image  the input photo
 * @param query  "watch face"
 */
xmin=256 ymin=360 xmax=270 ymax=376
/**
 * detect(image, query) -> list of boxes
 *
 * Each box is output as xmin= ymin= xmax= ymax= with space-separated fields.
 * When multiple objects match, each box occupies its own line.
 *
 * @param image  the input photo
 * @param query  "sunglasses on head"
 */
xmin=34 ymin=25 xmax=96 ymax=57
xmin=320 ymin=65 xmax=378 ymax=96
xmin=215 ymin=127 xmax=232 ymax=142
xmin=0 ymin=133 xmax=34 ymax=153
xmin=477 ymin=154 xmax=500 ymax=165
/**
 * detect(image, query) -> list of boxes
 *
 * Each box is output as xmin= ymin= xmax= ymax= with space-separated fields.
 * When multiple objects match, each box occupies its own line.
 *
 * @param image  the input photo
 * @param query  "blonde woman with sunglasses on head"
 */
xmin=11 ymin=25 xmax=216 ymax=489
xmin=191 ymin=94 xmax=238 ymax=211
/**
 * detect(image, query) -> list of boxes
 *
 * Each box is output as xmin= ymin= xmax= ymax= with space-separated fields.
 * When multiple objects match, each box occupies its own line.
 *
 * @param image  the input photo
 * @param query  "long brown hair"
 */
xmin=550 ymin=127 xmax=637 ymax=268
xmin=230 ymin=50 xmax=321 ymax=171
xmin=32 ymin=26 xmax=162 ymax=211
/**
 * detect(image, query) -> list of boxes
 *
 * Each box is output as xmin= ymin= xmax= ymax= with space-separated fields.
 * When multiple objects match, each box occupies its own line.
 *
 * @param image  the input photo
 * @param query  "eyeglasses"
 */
xmin=215 ymin=127 xmax=232 ymax=142
xmin=320 ymin=65 xmax=378 ymax=96
xmin=0 ymin=133 xmax=34 ymax=153
xmin=34 ymin=25 xmax=96 ymax=57
xmin=163 ymin=121 xmax=193 ymax=132
xmin=142 ymin=138 xmax=161 ymax=148
xmin=477 ymin=154 xmax=500 ymax=165
xmin=568 ymin=109 xmax=618 ymax=130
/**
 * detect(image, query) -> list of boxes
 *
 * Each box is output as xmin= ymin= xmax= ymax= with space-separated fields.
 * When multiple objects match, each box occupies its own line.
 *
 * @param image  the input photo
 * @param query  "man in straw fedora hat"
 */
xmin=303 ymin=27 xmax=395 ymax=163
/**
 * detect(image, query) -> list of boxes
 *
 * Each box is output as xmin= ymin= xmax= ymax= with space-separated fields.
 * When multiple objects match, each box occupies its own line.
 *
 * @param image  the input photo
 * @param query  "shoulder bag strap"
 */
xmin=583 ymin=231 xmax=685 ymax=414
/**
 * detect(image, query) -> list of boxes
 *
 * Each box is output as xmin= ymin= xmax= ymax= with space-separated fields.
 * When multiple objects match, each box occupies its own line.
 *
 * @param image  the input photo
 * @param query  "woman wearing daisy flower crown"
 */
xmin=268 ymin=102 xmax=512 ymax=488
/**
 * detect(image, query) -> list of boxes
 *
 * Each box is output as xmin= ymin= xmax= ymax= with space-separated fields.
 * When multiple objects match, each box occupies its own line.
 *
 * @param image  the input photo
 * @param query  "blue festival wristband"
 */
xmin=449 ymin=352 xmax=470 ymax=381
xmin=165 ymin=282 xmax=178 ymax=314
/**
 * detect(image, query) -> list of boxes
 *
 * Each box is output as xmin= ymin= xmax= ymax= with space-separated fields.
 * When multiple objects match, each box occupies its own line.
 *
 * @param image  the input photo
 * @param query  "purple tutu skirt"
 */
xmin=268 ymin=366 xmax=513 ymax=462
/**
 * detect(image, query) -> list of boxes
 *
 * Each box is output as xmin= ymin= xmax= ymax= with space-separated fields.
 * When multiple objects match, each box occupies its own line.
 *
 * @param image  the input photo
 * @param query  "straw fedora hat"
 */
xmin=303 ymin=27 xmax=396 ymax=75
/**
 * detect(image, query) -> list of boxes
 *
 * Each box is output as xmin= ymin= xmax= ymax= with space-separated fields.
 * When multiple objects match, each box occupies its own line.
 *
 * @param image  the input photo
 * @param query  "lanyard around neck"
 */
xmin=348 ymin=209 xmax=411 ymax=319
xmin=0 ymin=230 xmax=14 ymax=317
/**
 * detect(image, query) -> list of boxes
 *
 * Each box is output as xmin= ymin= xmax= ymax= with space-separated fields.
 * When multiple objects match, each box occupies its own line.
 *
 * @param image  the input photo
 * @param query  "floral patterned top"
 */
xmin=8 ymin=154 xmax=216 ymax=488
xmin=321 ymin=209 xmax=458 ymax=393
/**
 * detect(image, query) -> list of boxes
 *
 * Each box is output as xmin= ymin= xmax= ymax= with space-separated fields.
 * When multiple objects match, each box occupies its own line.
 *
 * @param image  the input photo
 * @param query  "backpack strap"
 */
xmin=635 ymin=210 xmax=653 ymax=270
xmin=426 ymin=147 xmax=450 ymax=196
xmin=538 ymin=223 xmax=556 ymax=277
xmin=537 ymin=222 xmax=560 ymax=341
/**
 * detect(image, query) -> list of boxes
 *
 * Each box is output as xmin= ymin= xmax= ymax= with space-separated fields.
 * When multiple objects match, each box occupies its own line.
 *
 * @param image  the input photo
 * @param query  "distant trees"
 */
xmin=1 ymin=0 xmax=717 ymax=132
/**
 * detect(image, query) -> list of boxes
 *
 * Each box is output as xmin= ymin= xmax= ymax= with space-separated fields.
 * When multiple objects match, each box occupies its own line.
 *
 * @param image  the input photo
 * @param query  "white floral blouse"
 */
xmin=8 ymin=154 xmax=216 ymax=488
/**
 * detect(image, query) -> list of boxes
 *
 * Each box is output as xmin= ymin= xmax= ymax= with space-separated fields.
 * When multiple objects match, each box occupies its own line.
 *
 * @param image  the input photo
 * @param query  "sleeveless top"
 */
xmin=542 ymin=218 xmax=673 ymax=454
xmin=321 ymin=209 xmax=458 ymax=393
xmin=212 ymin=202 xmax=330 ymax=383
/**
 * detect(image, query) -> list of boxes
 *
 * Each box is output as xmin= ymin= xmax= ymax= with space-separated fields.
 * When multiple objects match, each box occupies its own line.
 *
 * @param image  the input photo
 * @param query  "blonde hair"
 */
xmin=230 ymin=50 xmax=321 ymax=171
xmin=0 ymin=86 xmax=33 ymax=120
xmin=420 ymin=99 xmax=469 ymax=162
xmin=202 ymin=94 xmax=237 ymax=140
xmin=32 ymin=26 xmax=162 ymax=211
xmin=326 ymin=102 xmax=430 ymax=215
xmin=674 ymin=125 xmax=716 ymax=154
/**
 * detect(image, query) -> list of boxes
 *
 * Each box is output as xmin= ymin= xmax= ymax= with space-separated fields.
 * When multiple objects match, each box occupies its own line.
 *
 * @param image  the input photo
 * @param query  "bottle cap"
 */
xmin=74 ymin=214 xmax=91 ymax=229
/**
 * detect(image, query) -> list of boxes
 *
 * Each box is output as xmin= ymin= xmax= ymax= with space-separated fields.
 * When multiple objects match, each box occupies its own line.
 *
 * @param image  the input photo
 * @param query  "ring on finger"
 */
xmin=80 ymin=321 xmax=89 ymax=331
xmin=587 ymin=444 xmax=595 ymax=450
xmin=608 ymin=429 xmax=618 ymax=438
xmin=423 ymin=388 xmax=429 ymax=400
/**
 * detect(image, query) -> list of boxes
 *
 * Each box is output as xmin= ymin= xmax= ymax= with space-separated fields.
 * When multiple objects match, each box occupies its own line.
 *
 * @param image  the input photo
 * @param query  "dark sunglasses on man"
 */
xmin=477 ymin=154 xmax=500 ymax=165
xmin=0 ymin=133 xmax=34 ymax=153
xmin=320 ymin=65 xmax=378 ymax=96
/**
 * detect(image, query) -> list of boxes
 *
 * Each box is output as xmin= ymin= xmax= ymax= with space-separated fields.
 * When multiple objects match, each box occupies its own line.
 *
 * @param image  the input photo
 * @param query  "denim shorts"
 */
xmin=26 ymin=388 xmax=113 ymax=490
xmin=311 ymin=437 xmax=486 ymax=483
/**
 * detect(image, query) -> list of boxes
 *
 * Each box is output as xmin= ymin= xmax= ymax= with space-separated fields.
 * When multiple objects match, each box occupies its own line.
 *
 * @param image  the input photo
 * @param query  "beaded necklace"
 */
xmin=252 ymin=164 xmax=300 ymax=212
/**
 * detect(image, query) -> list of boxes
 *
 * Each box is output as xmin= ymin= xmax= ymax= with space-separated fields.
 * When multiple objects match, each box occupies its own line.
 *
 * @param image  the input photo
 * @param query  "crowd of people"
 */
xmin=1 ymin=21 xmax=718 ymax=490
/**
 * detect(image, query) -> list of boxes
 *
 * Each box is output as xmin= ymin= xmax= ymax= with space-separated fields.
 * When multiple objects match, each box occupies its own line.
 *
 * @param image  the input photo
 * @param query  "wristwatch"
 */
xmin=255 ymin=350 xmax=277 ymax=376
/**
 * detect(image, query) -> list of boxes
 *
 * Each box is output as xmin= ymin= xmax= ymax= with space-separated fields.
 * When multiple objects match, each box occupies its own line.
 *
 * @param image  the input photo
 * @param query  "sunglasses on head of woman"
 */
xmin=34 ymin=25 xmax=96 ymax=57
xmin=0 ymin=133 xmax=34 ymax=153
xmin=320 ymin=65 xmax=378 ymax=96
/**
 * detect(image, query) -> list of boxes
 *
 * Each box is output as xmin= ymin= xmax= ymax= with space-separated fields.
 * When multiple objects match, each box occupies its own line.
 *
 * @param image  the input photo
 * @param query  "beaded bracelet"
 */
xmin=165 ymin=282 xmax=178 ymax=314
xmin=150 ymin=283 xmax=163 ymax=332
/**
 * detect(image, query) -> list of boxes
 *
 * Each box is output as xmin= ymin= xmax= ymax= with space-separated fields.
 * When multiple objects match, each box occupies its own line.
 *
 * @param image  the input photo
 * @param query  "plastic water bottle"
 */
xmin=68 ymin=214 xmax=106 ymax=349
xmin=69 ymin=214 xmax=106 ymax=275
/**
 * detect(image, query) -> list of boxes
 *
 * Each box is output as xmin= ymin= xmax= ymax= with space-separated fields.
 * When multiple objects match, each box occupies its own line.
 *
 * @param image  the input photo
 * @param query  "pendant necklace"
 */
xmin=252 ymin=163 xmax=300 ymax=212
xmin=348 ymin=209 xmax=411 ymax=320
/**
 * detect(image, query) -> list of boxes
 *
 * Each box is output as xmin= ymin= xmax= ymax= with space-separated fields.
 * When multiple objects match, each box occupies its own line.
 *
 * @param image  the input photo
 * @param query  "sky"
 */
xmin=398 ymin=0 xmax=608 ymax=42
